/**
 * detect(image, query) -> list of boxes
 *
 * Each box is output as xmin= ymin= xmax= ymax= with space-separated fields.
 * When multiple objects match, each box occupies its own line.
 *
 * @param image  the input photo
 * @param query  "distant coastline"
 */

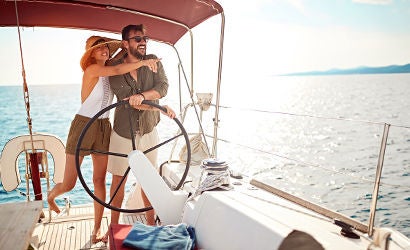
xmin=282 ymin=63 xmax=410 ymax=76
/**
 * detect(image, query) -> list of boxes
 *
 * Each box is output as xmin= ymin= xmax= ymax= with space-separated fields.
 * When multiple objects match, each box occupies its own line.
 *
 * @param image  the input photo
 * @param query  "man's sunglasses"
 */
xmin=127 ymin=36 xmax=149 ymax=43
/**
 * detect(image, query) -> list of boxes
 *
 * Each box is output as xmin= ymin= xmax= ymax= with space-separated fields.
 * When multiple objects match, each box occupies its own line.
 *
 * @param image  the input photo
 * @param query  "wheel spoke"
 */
xmin=107 ymin=168 xmax=130 ymax=206
xmin=143 ymin=132 xmax=185 ymax=154
xmin=79 ymin=148 xmax=128 ymax=158
xmin=126 ymin=103 xmax=137 ymax=150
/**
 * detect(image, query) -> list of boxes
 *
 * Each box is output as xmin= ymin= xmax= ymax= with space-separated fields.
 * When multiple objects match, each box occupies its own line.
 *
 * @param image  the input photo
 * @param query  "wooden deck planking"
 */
xmin=0 ymin=201 xmax=43 ymax=250
xmin=46 ymin=219 xmax=57 ymax=249
xmin=55 ymin=219 xmax=65 ymax=248
xmin=83 ymin=218 xmax=91 ymax=249
xmin=32 ymin=205 xmax=145 ymax=250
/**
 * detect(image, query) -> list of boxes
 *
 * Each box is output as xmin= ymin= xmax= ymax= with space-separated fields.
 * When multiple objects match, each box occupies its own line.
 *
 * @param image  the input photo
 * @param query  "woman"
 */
xmin=47 ymin=35 xmax=161 ymax=243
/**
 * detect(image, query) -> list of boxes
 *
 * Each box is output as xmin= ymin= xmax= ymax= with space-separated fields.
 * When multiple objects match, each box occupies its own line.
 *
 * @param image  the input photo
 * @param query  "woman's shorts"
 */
xmin=65 ymin=114 xmax=111 ymax=156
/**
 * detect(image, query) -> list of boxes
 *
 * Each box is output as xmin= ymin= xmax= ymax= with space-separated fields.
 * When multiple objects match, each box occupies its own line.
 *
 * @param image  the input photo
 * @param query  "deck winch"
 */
xmin=195 ymin=158 xmax=231 ymax=194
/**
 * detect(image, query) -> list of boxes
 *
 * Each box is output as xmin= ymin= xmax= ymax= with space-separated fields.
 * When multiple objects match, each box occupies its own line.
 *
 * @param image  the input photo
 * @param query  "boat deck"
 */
xmin=31 ymin=204 xmax=146 ymax=250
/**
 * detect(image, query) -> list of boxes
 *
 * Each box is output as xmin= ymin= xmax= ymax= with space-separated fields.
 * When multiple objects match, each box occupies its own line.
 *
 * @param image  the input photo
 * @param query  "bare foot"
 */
xmin=47 ymin=194 xmax=61 ymax=214
xmin=101 ymin=231 xmax=109 ymax=243
xmin=91 ymin=228 xmax=102 ymax=244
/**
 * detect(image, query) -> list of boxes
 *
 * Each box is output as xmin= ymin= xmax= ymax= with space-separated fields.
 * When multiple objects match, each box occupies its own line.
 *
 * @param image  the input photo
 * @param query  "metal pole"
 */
xmin=368 ymin=123 xmax=390 ymax=236
xmin=211 ymin=12 xmax=225 ymax=158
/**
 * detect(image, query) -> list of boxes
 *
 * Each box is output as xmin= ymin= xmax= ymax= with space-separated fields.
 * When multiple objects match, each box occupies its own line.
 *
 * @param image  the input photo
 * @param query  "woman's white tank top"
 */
xmin=78 ymin=76 xmax=113 ymax=119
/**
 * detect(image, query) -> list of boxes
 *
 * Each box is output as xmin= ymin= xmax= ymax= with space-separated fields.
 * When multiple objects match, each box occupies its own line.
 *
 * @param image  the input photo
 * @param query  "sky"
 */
xmin=1 ymin=0 xmax=410 ymax=86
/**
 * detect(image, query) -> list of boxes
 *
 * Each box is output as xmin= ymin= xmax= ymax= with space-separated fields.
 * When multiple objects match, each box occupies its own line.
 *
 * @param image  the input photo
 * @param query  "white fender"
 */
xmin=0 ymin=133 xmax=66 ymax=191
xmin=128 ymin=150 xmax=188 ymax=225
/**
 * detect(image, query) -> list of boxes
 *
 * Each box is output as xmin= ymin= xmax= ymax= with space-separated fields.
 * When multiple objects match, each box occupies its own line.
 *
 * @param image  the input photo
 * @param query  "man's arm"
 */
xmin=150 ymin=60 xmax=169 ymax=98
xmin=129 ymin=55 xmax=168 ymax=109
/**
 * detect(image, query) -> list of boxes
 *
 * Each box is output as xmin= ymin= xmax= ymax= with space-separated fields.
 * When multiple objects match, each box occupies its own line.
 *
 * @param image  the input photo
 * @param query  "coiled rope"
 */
xmin=190 ymin=161 xmax=231 ymax=199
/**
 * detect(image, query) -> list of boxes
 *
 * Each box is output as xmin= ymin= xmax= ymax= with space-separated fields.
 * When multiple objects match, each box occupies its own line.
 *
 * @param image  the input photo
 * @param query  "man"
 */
xmin=107 ymin=24 xmax=173 ymax=227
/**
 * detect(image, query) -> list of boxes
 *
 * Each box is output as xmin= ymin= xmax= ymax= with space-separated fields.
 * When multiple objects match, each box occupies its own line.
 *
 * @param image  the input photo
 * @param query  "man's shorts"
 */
xmin=107 ymin=129 xmax=159 ymax=176
xmin=65 ymin=114 xmax=111 ymax=156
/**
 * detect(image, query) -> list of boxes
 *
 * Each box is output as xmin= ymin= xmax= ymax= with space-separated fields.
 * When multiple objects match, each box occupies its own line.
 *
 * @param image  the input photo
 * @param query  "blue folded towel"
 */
xmin=122 ymin=222 xmax=196 ymax=250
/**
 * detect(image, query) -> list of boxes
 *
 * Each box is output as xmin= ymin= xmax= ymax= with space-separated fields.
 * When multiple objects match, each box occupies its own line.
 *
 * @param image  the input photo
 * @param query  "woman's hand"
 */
xmin=142 ymin=58 xmax=161 ymax=73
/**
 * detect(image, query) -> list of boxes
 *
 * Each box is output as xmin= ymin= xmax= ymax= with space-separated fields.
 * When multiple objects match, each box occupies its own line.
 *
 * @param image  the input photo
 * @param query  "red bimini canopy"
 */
xmin=0 ymin=0 xmax=223 ymax=45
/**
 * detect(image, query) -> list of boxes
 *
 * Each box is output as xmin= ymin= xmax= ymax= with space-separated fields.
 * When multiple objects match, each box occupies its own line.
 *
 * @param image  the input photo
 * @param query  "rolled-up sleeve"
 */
xmin=143 ymin=54 xmax=168 ymax=97
xmin=152 ymin=61 xmax=168 ymax=97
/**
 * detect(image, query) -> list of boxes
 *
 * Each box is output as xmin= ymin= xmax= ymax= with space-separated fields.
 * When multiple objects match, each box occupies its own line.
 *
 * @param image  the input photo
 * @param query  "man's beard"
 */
xmin=129 ymin=46 xmax=145 ymax=60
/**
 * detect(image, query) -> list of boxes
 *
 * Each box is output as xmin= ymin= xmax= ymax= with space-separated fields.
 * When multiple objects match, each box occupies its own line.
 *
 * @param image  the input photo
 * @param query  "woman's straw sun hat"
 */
xmin=80 ymin=36 xmax=121 ymax=71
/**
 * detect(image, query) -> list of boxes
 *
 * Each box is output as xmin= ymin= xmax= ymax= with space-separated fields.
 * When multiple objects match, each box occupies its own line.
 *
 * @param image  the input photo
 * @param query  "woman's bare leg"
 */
xmin=47 ymin=154 xmax=83 ymax=213
xmin=91 ymin=153 xmax=108 ymax=243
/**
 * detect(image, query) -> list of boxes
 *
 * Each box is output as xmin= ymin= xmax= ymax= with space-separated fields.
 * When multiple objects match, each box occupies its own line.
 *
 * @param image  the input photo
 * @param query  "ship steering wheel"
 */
xmin=75 ymin=100 xmax=191 ymax=213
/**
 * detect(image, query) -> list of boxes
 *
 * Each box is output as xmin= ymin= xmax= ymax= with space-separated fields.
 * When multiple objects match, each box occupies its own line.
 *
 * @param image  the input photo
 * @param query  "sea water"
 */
xmin=0 ymin=73 xmax=409 ymax=237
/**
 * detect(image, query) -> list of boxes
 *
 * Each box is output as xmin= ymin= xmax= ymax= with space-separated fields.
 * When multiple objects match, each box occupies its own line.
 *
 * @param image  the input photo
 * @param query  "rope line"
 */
xmin=217 ymin=104 xmax=410 ymax=129
xmin=14 ymin=1 xmax=36 ymax=151
xmin=189 ymin=165 xmax=231 ymax=200
xmin=216 ymin=137 xmax=407 ymax=189
xmin=209 ymin=104 xmax=410 ymax=190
